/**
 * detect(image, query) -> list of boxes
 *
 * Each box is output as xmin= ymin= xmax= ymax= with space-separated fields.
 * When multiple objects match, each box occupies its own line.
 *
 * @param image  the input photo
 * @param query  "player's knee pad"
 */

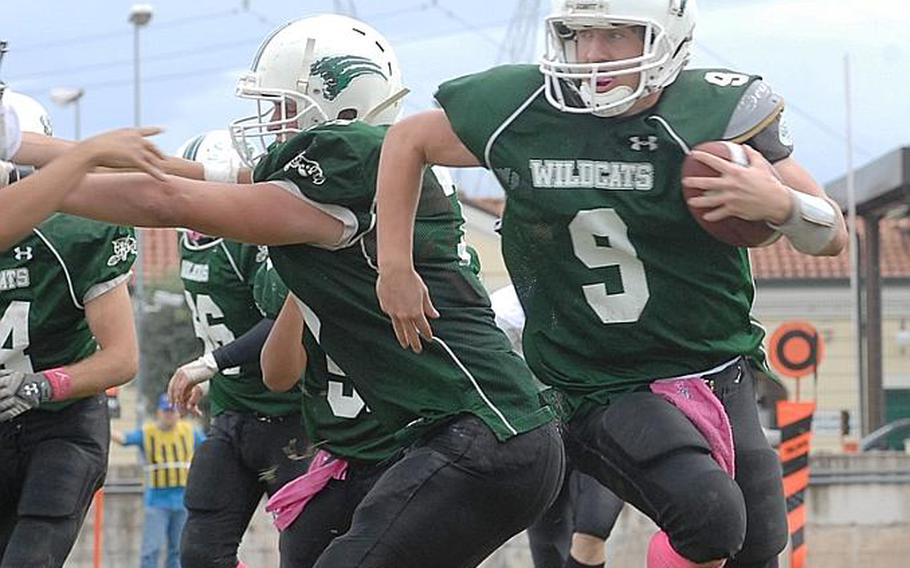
xmin=668 ymin=469 xmax=747 ymax=562
xmin=728 ymin=449 xmax=788 ymax=566
xmin=18 ymin=440 xmax=105 ymax=520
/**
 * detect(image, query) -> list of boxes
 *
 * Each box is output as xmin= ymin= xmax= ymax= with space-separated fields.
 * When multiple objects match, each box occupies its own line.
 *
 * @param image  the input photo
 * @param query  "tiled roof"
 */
xmin=460 ymin=197 xmax=910 ymax=281
xmin=751 ymin=218 xmax=910 ymax=281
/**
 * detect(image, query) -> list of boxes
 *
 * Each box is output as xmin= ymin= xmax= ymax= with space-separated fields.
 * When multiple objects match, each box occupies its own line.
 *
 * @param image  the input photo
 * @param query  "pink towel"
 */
xmin=650 ymin=377 xmax=735 ymax=478
xmin=265 ymin=450 xmax=348 ymax=531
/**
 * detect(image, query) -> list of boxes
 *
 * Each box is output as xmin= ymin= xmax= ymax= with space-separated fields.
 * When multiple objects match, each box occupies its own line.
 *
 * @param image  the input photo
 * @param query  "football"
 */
xmin=681 ymin=141 xmax=780 ymax=247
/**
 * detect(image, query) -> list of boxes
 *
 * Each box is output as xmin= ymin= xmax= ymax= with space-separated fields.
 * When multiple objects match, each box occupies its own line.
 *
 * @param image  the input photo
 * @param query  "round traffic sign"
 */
xmin=768 ymin=321 xmax=825 ymax=379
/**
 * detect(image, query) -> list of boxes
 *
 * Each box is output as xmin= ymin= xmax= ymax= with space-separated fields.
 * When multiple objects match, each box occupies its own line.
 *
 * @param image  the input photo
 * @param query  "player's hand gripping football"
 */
xmin=168 ymin=354 xmax=217 ymax=416
xmin=376 ymin=266 xmax=439 ymax=353
xmin=76 ymin=127 xmax=168 ymax=181
xmin=682 ymin=145 xmax=792 ymax=225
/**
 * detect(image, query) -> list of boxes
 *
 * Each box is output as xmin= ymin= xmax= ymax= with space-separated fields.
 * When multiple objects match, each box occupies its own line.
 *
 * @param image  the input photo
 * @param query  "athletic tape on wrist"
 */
xmin=768 ymin=188 xmax=838 ymax=255
xmin=43 ymin=367 xmax=74 ymax=401
xmin=201 ymin=352 xmax=218 ymax=372
xmin=203 ymin=161 xmax=239 ymax=184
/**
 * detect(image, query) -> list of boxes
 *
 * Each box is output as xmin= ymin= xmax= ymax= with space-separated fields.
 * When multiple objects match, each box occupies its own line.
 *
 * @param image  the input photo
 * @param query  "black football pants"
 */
xmin=180 ymin=411 xmax=311 ymax=568
xmin=313 ymin=415 xmax=565 ymax=568
xmin=0 ymin=395 xmax=109 ymax=568
xmin=565 ymin=360 xmax=789 ymax=567
xmin=282 ymin=456 xmax=397 ymax=567
xmin=527 ymin=467 xmax=624 ymax=568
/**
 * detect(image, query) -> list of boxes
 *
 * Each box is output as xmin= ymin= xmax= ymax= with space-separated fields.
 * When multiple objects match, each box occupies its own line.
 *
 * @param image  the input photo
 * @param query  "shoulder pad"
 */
xmin=723 ymin=80 xmax=785 ymax=142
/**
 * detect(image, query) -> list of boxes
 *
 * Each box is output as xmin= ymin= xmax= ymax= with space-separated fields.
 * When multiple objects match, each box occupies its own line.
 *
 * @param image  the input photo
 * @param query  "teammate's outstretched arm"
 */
xmin=59 ymin=173 xmax=345 ymax=246
xmin=0 ymin=128 xmax=165 ymax=250
xmin=260 ymin=295 xmax=307 ymax=392
xmin=375 ymin=109 xmax=477 ymax=352
xmin=0 ymin=282 xmax=137 ymax=421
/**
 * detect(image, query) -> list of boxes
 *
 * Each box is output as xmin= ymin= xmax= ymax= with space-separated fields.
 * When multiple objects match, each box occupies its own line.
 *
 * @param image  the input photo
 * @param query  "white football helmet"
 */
xmin=4 ymin=90 xmax=53 ymax=136
xmin=176 ymin=129 xmax=242 ymax=166
xmin=539 ymin=0 xmax=697 ymax=117
xmin=176 ymin=129 xmax=245 ymax=242
xmin=230 ymin=14 xmax=405 ymax=167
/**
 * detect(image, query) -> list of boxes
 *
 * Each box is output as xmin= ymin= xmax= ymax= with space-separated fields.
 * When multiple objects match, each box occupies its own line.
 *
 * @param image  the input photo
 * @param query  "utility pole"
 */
xmin=498 ymin=0 xmax=543 ymax=63
xmin=129 ymin=3 xmax=153 ymax=420
xmin=333 ymin=0 xmax=358 ymax=16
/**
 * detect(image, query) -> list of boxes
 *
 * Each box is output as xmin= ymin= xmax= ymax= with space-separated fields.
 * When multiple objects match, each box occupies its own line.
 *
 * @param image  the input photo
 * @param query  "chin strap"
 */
xmin=579 ymin=82 xmax=636 ymax=118
xmin=363 ymin=87 xmax=410 ymax=124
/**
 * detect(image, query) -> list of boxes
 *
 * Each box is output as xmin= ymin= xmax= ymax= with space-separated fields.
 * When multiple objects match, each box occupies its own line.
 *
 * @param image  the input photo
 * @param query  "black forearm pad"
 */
xmin=212 ymin=318 xmax=275 ymax=370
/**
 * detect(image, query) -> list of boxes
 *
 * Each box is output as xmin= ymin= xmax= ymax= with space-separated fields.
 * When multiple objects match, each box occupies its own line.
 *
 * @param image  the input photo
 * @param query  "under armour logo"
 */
xmin=22 ymin=382 xmax=40 ymax=399
xmin=13 ymin=247 xmax=32 ymax=261
xmin=629 ymin=136 xmax=659 ymax=151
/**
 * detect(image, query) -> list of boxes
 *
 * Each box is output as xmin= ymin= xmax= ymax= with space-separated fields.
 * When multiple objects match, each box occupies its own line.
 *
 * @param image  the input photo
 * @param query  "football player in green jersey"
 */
xmin=374 ymin=1 xmax=847 ymax=568
xmin=51 ymin=15 xmax=563 ymax=568
xmin=0 ymin=94 xmax=139 ymax=568
xmin=163 ymin=130 xmax=311 ymax=568
xmin=251 ymin=259 xmax=403 ymax=567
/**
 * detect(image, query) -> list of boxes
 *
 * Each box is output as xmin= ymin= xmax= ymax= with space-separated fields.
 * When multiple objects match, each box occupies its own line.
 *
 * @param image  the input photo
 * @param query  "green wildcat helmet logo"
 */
xmin=310 ymin=56 xmax=387 ymax=101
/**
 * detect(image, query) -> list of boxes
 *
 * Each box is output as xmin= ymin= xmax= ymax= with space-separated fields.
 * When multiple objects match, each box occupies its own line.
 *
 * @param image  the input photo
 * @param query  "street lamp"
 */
xmin=128 ymin=4 xmax=153 ymax=422
xmin=128 ymin=4 xmax=153 ymax=127
xmin=49 ymin=87 xmax=85 ymax=140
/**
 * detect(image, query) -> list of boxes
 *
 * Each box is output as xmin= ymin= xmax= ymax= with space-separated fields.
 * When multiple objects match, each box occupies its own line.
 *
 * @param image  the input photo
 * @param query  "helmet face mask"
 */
xmin=539 ymin=0 xmax=697 ymax=117
xmin=230 ymin=15 xmax=404 ymax=168
xmin=231 ymin=80 xmax=328 ymax=167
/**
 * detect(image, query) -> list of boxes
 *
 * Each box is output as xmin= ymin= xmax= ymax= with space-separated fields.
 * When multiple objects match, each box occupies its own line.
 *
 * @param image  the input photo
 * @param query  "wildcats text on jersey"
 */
xmin=0 ymin=268 xmax=29 ymax=291
xmin=528 ymin=159 xmax=654 ymax=191
xmin=180 ymin=260 xmax=210 ymax=283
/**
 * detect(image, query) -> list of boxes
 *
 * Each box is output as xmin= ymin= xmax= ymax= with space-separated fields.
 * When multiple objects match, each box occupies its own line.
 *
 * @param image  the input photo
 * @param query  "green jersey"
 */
xmin=254 ymin=121 xmax=552 ymax=442
xmin=437 ymin=65 xmax=774 ymax=415
xmin=254 ymin=261 xmax=400 ymax=463
xmin=179 ymin=233 xmax=299 ymax=417
xmin=0 ymin=214 xmax=136 ymax=411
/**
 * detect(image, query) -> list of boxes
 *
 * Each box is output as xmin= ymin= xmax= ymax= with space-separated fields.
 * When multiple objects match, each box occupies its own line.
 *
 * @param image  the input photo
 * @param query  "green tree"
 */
xmin=137 ymin=280 xmax=201 ymax=415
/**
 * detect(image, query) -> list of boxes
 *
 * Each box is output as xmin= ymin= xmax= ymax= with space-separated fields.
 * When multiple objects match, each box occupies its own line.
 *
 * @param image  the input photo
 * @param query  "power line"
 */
xmin=430 ymin=0 xmax=502 ymax=49
xmin=333 ymin=0 xmax=358 ymax=17
xmin=498 ymin=0 xmax=543 ymax=63
xmin=13 ymin=8 xmax=244 ymax=54
xmin=9 ymin=37 xmax=265 ymax=82
xmin=15 ymin=17 xmax=513 ymax=96
xmin=16 ymin=12 xmax=515 ymax=95
xmin=9 ymin=3 xmax=443 ymax=85
xmin=696 ymin=42 xmax=874 ymax=159
xmin=363 ymin=2 xmax=435 ymax=22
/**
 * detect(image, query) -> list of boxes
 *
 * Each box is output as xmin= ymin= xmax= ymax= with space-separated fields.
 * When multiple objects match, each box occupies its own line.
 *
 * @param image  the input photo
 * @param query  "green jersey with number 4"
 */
xmin=437 ymin=65 xmax=775 ymax=415
xmin=179 ymin=234 xmax=299 ymax=417
xmin=253 ymin=261 xmax=401 ymax=463
xmin=254 ymin=121 xmax=552 ymax=443
xmin=0 ymin=214 xmax=136 ymax=411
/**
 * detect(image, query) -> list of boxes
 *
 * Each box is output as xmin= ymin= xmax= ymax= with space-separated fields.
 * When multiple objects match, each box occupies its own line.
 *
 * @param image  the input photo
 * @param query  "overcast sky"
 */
xmin=4 ymin=0 xmax=908 ymax=195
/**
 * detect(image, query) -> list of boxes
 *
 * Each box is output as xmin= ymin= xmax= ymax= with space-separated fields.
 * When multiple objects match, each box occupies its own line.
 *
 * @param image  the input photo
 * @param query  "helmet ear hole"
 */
xmin=337 ymin=108 xmax=358 ymax=120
